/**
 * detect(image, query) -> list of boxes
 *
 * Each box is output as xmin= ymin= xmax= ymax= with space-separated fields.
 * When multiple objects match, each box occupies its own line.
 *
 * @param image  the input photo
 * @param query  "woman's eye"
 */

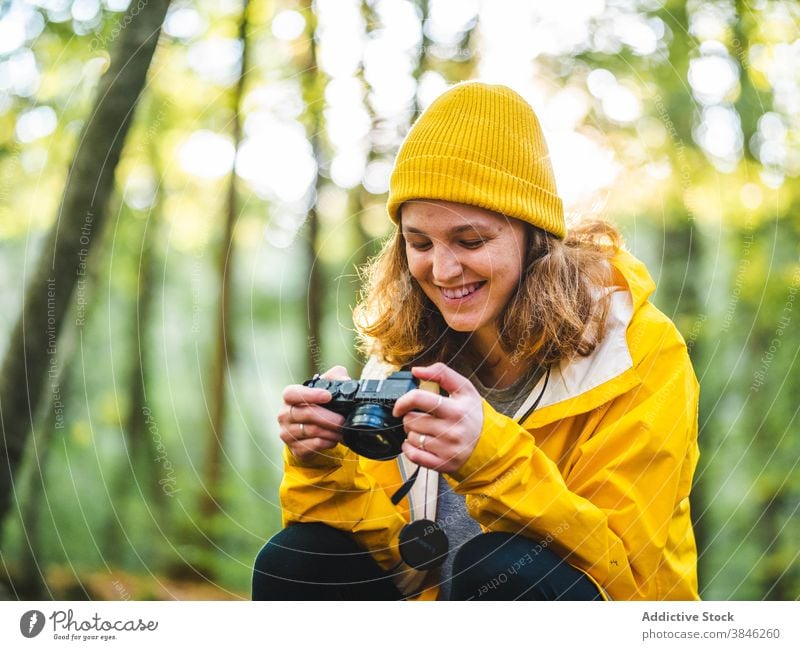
xmin=461 ymin=240 xmax=484 ymax=248
xmin=409 ymin=242 xmax=431 ymax=250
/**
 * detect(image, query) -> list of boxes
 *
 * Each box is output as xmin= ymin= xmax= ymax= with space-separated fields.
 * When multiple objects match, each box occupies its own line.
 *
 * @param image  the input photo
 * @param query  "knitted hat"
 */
xmin=387 ymin=81 xmax=566 ymax=239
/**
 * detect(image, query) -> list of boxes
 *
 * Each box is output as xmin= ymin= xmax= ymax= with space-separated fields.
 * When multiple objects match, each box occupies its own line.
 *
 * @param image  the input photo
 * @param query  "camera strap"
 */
xmin=391 ymin=465 xmax=449 ymax=570
xmin=514 ymin=364 xmax=551 ymax=424
xmin=390 ymin=466 xmax=420 ymax=506
xmin=389 ymin=365 xmax=552 ymax=572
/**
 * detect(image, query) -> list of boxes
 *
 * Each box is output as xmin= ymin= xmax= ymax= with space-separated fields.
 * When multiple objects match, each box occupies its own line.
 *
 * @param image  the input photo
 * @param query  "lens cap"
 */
xmin=399 ymin=519 xmax=449 ymax=570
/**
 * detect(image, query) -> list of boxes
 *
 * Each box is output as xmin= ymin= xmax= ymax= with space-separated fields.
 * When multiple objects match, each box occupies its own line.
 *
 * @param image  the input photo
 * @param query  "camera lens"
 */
xmin=342 ymin=403 xmax=406 ymax=460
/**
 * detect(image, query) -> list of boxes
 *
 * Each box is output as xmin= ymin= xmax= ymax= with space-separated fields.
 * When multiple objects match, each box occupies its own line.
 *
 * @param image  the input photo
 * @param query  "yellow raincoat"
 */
xmin=279 ymin=248 xmax=700 ymax=600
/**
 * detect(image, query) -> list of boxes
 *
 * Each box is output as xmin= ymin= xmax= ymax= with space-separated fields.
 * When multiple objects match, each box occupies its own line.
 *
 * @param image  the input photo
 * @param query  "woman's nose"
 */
xmin=431 ymin=244 xmax=463 ymax=282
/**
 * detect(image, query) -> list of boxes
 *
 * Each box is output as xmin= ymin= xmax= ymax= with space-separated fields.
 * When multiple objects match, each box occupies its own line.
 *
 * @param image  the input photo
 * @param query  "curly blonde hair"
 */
xmin=353 ymin=216 xmax=622 ymax=374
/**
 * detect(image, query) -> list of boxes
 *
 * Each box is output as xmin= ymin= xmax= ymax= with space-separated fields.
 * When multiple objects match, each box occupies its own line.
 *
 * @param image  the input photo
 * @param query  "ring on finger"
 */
xmin=300 ymin=422 xmax=306 ymax=437
xmin=418 ymin=433 xmax=427 ymax=451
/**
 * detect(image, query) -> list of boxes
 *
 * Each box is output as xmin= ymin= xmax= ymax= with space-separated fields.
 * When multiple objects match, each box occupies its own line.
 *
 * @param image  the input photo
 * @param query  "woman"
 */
xmin=253 ymin=82 xmax=700 ymax=601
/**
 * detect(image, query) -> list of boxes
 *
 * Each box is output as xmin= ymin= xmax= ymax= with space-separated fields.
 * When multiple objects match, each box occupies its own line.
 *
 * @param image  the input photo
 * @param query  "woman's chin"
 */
xmin=442 ymin=318 xmax=480 ymax=333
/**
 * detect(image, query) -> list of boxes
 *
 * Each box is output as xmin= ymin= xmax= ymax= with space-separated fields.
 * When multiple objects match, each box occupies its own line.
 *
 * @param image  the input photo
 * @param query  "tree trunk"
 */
xmin=733 ymin=0 xmax=764 ymax=146
xmin=300 ymin=1 xmax=325 ymax=379
xmin=0 ymin=0 xmax=172 ymax=538
xmin=15 ymin=382 xmax=62 ymax=598
xmin=199 ymin=0 xmax=251 ymax=525
xmin=103 ymin=135 xmax=169 ymax=563
xmin=124 ymin=186 xmax=164 ymax=505
xmin=411 ymin=0 xmax=431 ymax=116
xmin=12 ymin=201 xmax=110 ymax=597
xmin=348 ymin=186 xmax=370 ymax=380
xmin=760 ymin=490 xmax=791 ymax=599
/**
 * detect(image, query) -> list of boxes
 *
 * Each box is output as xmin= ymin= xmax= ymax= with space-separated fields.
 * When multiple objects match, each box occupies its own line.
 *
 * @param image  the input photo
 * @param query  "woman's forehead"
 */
xmin=400 ymin=200 xmax=510 ymax=235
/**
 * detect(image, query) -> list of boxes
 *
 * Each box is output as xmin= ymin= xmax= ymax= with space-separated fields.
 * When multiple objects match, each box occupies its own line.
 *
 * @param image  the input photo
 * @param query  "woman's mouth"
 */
xmin=439 ymin=281 xmax=487 ymax=302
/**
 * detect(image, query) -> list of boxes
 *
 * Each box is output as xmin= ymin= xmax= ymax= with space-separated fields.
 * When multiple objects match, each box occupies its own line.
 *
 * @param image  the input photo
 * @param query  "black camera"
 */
xmin=303 ymin=370 xmax=421 ymax=460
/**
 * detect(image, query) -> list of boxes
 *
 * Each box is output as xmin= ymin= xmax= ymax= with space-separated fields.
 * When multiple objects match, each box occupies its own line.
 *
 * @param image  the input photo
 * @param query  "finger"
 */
xmin=281 ymin=421 xmax=344 ymax=444
xmin=409 ymin=430 xmax=439 ymax=454
xmin=292 ymin=437 xmax=340 ymax=458
xmin=283 ymin=384 xmax=334 ymax=406
xmin=400 ymin=412 xmax=453 ymax=439
xmin=286 ymin=403 xmax=345 ymax=429
xmin=296 ymin=422 xmax=344 ymax=443
xmin=401 ymin=440 xmax=445 ymax=471
xmin=310 ymin=404 xmax=346 ymax=428
xmin=404 ymin=436 xmax=464 ymax=473
xmin=278 ymin=403 xmax=302 ymax=427
xmin=320 ymin=365 xmax=350 ymax=380
xmin=411 ymin=363 xmax=474 ymax=397
xmin=281 ymin=423 xmax=343 ymax=446
xmin=392 ymin=388 xmax=453 ymax=419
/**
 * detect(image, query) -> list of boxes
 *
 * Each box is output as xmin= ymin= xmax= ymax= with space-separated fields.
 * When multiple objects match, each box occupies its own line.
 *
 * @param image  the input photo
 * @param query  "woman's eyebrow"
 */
xmin=403 ymin=224 xmax=486 ymax=236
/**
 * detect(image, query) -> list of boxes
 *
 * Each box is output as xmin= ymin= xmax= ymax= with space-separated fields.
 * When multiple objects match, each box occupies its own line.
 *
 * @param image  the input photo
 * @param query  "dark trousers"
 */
xmin=252 ymin=523 xmax=603 ymax=601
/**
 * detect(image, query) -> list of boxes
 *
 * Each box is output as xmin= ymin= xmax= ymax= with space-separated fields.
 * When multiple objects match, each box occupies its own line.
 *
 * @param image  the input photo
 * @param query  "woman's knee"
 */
xmin=451 ymin=532 xmax=601 ymax=600
xmin=451 ymin=532 xmax=519 ymax=595
xmin=252 ymin=523 xmax=359 ymax=599
xmin=252 ymin=523 xmax=402 ymax=600
xmin=254 ymin=523 xmax=355 ymax=576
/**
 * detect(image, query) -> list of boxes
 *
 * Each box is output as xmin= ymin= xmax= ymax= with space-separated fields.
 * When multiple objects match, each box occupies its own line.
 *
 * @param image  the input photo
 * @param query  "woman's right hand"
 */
xmin=278 ymin=366 xmax=350 ymax=463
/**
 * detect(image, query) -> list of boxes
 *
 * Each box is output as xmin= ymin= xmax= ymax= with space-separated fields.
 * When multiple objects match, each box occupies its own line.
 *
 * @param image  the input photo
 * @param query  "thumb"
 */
xmin=412 ymin=362 xmax=470 ymax=396
xmin=321 ymin=365 xmax=351 ymax=380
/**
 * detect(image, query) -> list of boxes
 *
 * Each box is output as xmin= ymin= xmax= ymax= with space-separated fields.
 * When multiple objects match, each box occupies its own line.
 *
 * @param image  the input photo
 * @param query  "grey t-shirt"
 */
xmin=434 ymin=363 xmax=545 ymax=600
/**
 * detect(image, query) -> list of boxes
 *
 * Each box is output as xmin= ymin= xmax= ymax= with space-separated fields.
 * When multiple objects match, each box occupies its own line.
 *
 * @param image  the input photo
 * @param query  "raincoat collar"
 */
xmin=517 ymin=249 xmax=656 ymax=428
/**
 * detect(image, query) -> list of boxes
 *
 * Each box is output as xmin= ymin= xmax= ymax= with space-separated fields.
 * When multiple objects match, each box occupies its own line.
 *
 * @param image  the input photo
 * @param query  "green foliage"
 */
xmin=1 ymin=0 xmax=798 ymax=599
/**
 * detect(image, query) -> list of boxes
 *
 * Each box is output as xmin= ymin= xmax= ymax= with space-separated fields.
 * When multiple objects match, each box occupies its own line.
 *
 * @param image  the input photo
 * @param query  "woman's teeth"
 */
xmin=441 ymin=282 xmax=484 ymax=299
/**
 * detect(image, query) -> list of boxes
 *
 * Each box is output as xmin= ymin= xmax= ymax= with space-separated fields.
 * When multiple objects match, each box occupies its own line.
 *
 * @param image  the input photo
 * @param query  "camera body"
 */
xmin=303 ymin=370 xmax=420 ymax=460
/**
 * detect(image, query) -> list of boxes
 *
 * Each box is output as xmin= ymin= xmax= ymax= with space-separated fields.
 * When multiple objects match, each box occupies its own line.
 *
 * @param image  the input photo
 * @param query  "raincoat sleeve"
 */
xmin=279 ymin=445 xmax=407 ymax=570
xmin=448 ymin=316 xmax=700 ymax=600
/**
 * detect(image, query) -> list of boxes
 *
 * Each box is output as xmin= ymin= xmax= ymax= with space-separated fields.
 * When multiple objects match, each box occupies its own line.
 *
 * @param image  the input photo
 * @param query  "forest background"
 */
xmin=0 ymin=0 xmax=797 ymax=600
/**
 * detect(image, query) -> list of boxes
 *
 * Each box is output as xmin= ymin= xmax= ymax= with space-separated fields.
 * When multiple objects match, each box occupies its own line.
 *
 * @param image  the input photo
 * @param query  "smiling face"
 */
xmin=400 ymin=199 xmax=528 ymax=349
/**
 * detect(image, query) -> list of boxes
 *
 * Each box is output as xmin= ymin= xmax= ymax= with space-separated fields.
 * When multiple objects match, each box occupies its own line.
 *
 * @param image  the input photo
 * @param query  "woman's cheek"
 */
xmin=406 ymin=254 xmax=428 ymax=283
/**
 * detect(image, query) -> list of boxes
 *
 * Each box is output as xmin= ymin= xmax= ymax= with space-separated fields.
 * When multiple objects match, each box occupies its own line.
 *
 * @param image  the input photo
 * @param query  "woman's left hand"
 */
xmin=393 ymin=362 xmax=484 ymax=474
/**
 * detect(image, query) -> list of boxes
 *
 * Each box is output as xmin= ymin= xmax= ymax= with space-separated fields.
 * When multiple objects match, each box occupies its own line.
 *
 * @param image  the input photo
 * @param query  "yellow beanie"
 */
xmin=387 ymin=81 xmax=566 ymax=239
